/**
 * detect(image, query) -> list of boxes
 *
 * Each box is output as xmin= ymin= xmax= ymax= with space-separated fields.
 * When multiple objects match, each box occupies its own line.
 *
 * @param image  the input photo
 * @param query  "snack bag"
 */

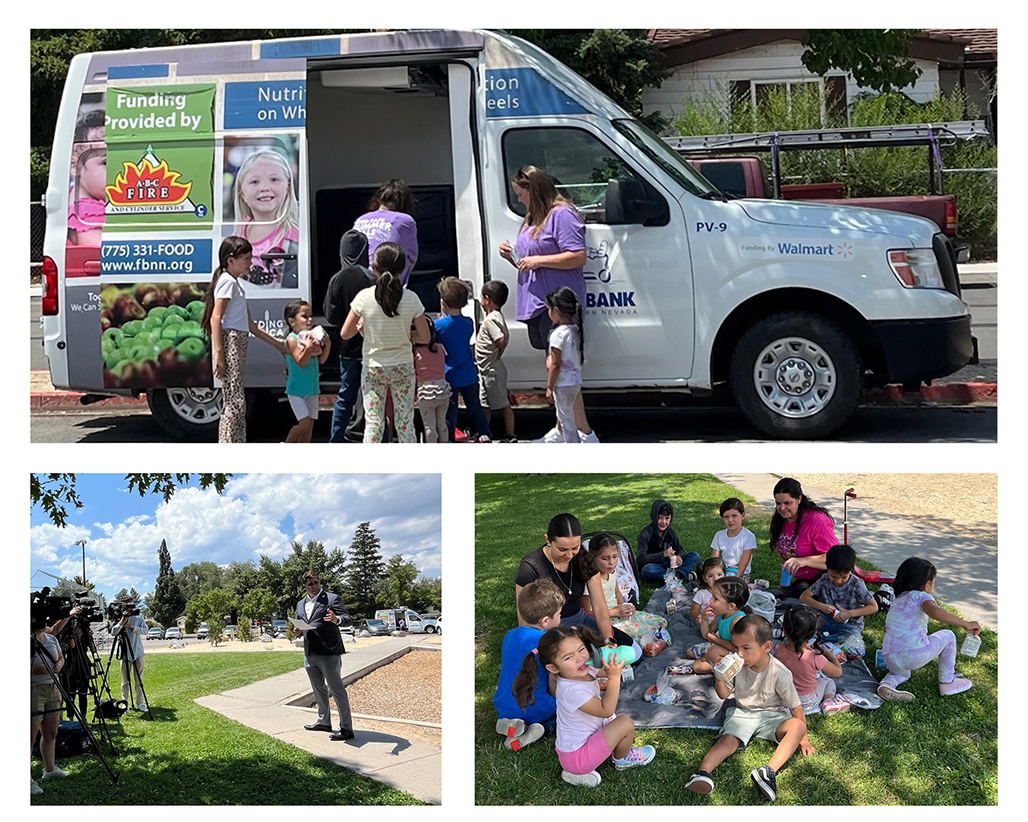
xmin=664 ymin=567 xmax=686 ymax=592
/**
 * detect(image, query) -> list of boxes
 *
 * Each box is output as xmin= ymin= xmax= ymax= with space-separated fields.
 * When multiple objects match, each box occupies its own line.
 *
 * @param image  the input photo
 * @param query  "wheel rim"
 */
xmin=166 ymin=387 xmax=223 ymax=424
xmin=752 ymin=337 xmax=836 ymax=419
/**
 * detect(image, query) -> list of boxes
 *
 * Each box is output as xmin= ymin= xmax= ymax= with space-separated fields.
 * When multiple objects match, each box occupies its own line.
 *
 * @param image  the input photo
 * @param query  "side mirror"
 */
xmin=605 ymin=178 xmax=668 ymax=226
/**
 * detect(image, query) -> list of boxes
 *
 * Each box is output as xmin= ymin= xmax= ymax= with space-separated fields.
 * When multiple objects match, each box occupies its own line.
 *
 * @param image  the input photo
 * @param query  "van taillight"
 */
xmin=945 ymin=200 xmax=957 ymax=235
xmin=42 ymin=256 xmax=59 ymax=315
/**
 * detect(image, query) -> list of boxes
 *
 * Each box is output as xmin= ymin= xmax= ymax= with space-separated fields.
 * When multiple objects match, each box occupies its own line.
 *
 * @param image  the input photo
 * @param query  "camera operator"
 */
xmin=110 ymin=598 xmax=148 ymax=713
xmin=32 ymin=618 xmax=69 ymax=794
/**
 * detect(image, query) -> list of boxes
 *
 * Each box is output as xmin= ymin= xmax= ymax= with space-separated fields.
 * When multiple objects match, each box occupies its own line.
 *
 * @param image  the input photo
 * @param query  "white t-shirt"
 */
xmin=350 ymin=287 xmax=425 ymax=368
xmin=214 ymin=272 xmax=249 ymax=332
xmin=693 ymin=588 xmax=713 ymax=612
xmin=711 ymin=526 xmax=756 ymax=575
xmin=555 ymin=673 xmax=604 ymax=753
xmin=548 ymin=323 xmax=582 ymax=386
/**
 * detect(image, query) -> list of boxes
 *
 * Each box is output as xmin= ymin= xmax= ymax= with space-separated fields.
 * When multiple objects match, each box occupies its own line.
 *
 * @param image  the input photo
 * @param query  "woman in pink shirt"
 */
xmin=769 ymin=477 xmax=837 ymax=598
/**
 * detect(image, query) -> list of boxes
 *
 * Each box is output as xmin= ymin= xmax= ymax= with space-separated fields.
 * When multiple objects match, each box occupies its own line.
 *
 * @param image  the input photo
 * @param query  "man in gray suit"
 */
xmin=297 ymin=571 xmax=354 ymax=741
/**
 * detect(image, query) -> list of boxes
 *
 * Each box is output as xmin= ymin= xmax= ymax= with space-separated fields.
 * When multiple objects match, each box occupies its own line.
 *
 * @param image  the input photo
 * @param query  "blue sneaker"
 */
xmin=612 ymin=744 xmax=656 ymax=770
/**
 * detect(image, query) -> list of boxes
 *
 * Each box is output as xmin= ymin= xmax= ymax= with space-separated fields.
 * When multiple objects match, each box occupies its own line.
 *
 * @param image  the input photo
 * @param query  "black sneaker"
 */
xmin=685 ymin=771 xmax=714 ymax=794
xmin=751 ymin=765 xmax=777 ymax=801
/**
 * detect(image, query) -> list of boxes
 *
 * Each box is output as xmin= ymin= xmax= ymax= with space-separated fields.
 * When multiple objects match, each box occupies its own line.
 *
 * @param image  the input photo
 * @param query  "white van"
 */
xmin=375 ymin=608 xmax=437 ymax=634
xmin=41 ymin=29 xmax=974 ymax=439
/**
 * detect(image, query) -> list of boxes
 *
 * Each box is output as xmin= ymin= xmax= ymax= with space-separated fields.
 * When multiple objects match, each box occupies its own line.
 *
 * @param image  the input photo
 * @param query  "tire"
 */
xmin=146 ymin=387 xmax=222 ymax=441
xmin=729 ymin=312 xmax=863 ymax=439
xmin=426 ymin=625 xmax=436 ymax=634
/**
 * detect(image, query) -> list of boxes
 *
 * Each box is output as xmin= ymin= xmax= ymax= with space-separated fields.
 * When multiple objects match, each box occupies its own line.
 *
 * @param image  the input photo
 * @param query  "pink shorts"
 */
xmin=556 ymin=726 xmax=613 ymax=775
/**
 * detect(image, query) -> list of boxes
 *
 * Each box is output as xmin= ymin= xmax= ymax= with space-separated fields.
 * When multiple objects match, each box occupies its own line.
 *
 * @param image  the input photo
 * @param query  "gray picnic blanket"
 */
xmin=614 ymin=587 xmax=882 ymax=730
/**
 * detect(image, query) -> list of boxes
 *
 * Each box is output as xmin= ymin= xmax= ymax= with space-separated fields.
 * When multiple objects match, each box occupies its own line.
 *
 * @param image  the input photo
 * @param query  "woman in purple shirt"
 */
xmin=353 ymin=179 xmax=419 ymax=286
xmin=499 ymin=166 xmax=595 ymax=442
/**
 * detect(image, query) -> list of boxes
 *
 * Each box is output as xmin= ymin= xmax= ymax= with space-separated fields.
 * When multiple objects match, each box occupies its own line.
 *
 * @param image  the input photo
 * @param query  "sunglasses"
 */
xmin=305 ymin=581 xmax=320 ymax=587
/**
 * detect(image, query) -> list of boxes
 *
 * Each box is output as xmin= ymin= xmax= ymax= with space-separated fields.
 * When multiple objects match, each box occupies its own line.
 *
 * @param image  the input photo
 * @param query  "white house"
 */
xmin=643 ymin=29 xmax=997 ymax=131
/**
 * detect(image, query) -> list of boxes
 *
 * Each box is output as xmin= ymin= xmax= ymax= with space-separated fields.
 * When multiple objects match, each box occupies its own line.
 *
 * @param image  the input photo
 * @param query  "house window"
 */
xmin=731 ymin=77 xmax=847 ymax=126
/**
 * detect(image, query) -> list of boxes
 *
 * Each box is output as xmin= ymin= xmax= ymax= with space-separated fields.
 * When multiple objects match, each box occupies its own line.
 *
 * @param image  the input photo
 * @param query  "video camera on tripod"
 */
xmin=106 ymin=599 xmax=140 ymax=621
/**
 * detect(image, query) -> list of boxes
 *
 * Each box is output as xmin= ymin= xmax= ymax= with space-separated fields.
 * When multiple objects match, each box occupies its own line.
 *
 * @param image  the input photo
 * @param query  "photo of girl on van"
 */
xmin=68 ymin=95 xmax=106 ymax=246
xmin=223 ymin=137 xmax=300 ymax=289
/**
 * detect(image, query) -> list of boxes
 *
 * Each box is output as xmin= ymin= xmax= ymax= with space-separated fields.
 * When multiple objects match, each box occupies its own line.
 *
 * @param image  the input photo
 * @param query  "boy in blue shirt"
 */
xmin=493 ymin=579 xmax=565 ymax=750
xmin=434 ymin=277 xmax=492 ymax=442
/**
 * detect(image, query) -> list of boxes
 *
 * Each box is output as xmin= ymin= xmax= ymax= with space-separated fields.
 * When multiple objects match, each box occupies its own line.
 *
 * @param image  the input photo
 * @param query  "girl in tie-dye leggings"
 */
xmin=877 ymin=557 xmax=981 ymax=701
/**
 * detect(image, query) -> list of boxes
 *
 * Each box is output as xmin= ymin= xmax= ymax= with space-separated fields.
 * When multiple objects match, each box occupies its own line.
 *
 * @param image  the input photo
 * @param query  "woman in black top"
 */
xmin=515 ymin=513 xmax=636 ymax=649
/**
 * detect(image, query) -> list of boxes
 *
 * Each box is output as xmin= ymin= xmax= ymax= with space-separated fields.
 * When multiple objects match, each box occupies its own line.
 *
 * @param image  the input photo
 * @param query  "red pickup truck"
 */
xmin=687 ymin=156 xmax=967 ymax=262
xmin=667 ymin=122 xmax=988 ymax=264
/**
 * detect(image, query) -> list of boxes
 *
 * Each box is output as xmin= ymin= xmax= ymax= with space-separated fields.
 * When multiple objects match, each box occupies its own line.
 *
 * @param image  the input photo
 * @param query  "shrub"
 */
xmin=237 ymin=620 xmax=252 ymax=642
xmin=672 ymin=85 xmax=996 ymax=259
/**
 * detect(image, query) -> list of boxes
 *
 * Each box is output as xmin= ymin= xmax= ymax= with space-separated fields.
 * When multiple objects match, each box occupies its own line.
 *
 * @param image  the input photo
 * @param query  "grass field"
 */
xmin=475 ymin=473 xmax=998 ymax=805
xmin=31 ymin=652 xmax=423 ymax=805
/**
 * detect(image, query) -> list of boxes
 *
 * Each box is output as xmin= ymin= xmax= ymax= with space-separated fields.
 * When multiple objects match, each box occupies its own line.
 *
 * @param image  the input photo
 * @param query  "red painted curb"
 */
xmin=32 ymin=384 xmax=998 ymax=413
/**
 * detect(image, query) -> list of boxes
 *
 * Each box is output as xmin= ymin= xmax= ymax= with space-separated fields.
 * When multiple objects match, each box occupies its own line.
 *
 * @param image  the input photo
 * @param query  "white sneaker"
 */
xmin=41 ymin=766 xmax=69 ymax=780
xmin=579 ymin=430 xmax=600 ymax=443
xmin=533 ymin=426 xmax=562 ymax=444
xmin=31 ymin=779 xmax=43 ymax=795
xmin=561 ymin=769 xmax=601 ymax=787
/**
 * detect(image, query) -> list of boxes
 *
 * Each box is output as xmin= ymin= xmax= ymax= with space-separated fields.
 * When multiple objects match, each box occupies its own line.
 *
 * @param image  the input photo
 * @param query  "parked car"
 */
xmin=435 ymin=615 xmax=442 ymax=635
xmin=272 ymin=619 xmax=288 ymax=637
xmin=360 ymin=618 xmax=392 ymax=637
xmin=147 ymin=627 xmax=164 ymax=640
xmin=165 ymin=627 xmax=183 ymax=640
xmin=196 ymin=623 xmax=208 ymax=640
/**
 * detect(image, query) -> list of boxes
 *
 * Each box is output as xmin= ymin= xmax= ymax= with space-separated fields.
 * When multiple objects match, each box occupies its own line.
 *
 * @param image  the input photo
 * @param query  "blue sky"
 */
xmin=30 ymin=473 xmax=442 ymax=601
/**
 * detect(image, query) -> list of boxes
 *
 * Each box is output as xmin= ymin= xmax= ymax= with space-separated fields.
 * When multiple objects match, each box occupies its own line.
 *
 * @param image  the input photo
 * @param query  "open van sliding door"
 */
xmin=447 ymin=62 xmax=486 ymax=303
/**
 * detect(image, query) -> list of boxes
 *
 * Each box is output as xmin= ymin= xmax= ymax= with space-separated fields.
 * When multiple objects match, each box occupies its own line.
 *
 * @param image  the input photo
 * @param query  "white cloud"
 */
xmin=30 ymin=523 xmax=91 ymax=564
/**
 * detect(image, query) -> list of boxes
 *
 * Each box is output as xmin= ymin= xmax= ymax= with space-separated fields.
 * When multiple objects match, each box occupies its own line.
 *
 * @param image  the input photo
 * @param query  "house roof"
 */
xmin=648 ymin=29 xmax=997 ymax=65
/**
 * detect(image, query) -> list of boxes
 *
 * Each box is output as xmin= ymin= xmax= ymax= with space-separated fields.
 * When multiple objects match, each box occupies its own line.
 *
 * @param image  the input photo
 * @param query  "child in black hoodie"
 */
xmin=636 ymin=499 xmax=701 ymax=582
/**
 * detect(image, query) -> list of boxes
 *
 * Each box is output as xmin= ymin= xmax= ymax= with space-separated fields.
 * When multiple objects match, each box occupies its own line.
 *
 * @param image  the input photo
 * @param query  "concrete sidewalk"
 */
xmin=194 ymin=635 xmax=441 ymax=804
xmin=715 ymin=473 xmax=997 ymax=631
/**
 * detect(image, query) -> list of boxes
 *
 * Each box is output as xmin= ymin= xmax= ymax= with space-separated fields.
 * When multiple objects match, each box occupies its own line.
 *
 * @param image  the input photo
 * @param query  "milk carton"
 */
xmin=714 ymin=652 xmax=744 ymax=682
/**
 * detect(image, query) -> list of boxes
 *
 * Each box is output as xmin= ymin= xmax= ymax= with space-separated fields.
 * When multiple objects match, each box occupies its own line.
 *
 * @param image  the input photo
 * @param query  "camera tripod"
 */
xmin=103 ymin=622 xmax=151 ymax=718
xmin=57 ymin=619 xmax=122 ymax=754
xmin=32 ymin=633 xmax=119 ymax=785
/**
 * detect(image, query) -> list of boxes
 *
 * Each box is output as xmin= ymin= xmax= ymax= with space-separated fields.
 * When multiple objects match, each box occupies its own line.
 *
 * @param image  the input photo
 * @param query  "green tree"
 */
xmin=240 ymin=588 xmax=279 ymax=626
xmin=801 ymin=29 xmax=923 ymax=94
xmin=378 ymin=554 xmax=420 ymax=609
xmin=188 ymin=587 xmax=234 ymax=645
xmin=148 ymin=539 xmax=185 ymax=629
xmin=281 ymin=539 xmax=347 ymax=605
xmin=344 ymin=523 xmax=385 ymax=618
xmin=177 ymin=561 xmax=224 ymax=603
xmin=409 ymin=576 xmax=443 ymax=614
xmin=31 ymin=473 xmax=232 ymax=527
xmin=509 ymin=29 xmax=670 ymax=130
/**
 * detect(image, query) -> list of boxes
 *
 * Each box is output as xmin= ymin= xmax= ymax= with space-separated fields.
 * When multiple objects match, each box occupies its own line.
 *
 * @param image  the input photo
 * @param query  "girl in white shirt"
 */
xmin=512 ymin=625 xmax=654 ymax=787
xmin=201 ymin=236 xmax=284 ymax=442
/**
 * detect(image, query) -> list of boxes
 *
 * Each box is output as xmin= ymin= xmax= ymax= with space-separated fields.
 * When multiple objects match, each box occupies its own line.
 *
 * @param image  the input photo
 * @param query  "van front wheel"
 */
xmin=730 ymin=312 xmax=862 ymax=439
xmin=147 ymin=387 xmax=222 ymax=441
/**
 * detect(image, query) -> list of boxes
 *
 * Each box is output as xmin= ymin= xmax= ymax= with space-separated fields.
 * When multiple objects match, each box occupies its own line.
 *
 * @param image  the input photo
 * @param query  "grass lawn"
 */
xmin=475 ymin=473 xmax=998 ymax=805
xmin=32 ymin=651 xmax=423 ymax=805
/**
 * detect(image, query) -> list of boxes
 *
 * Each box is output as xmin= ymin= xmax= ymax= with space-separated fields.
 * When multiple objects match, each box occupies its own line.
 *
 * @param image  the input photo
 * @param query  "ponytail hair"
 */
xmin=769 ymin=477 xmax=833 ymax=553
xmin=511 ymin=624 xmax=603 ymax=709
xmin=372 ymin=242 xmax=406 ymax=317
xmin=713 ymin=576 xmax=751 ymax=615
xmin=545 ymin=513 xmax=597 ymax=580
xmin=202 ymin=235 xmax=252 ymax=337
xmin=781 ymin=604 xmax=824 ymax=657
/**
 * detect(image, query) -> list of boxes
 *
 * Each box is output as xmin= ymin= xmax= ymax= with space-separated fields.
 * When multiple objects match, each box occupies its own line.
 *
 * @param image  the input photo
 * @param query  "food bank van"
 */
xmin=41 ymin=29 xmax=974 ymax=439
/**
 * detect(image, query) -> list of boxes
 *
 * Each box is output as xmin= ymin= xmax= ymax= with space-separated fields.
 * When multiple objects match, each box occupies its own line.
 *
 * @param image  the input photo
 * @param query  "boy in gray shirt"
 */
xmin=684 ymin=615 xmax=813 ymax=802
xmin=476 ymin=280 xmax=515 ymax=441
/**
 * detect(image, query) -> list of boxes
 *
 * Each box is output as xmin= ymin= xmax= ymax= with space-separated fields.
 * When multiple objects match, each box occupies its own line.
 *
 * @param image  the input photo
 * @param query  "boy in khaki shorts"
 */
xmin=476 ymin=280 xmax=516 ymax=442
xmin=684 ymin=615 xmax=813 ymax=802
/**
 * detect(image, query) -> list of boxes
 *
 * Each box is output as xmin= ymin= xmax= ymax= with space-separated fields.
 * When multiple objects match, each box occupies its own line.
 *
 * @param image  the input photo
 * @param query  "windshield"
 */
xmin=613 ymin=119 xmax=720 ymax=197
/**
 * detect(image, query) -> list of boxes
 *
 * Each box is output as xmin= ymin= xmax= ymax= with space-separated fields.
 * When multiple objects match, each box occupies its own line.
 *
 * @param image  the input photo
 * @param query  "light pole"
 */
xmin=74 ymin=539 xmax=87 ymax=586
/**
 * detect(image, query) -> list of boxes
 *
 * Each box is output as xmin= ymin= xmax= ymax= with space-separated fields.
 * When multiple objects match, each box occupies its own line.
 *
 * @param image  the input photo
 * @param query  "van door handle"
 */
xmin=84 ymin=261 xmax=101 ymax=275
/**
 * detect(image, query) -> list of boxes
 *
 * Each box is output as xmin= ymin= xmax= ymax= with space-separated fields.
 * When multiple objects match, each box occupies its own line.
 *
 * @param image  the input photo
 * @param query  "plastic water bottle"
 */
xmin=960 ymin=634 xmax=981 ymax=657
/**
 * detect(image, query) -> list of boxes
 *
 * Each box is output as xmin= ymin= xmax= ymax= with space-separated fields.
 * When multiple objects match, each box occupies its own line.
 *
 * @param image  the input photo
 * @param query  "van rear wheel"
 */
xmin=730 ymin=312 xmax=862 ymax=439
xmin=146 ymin=387 xmax=221 ymax=441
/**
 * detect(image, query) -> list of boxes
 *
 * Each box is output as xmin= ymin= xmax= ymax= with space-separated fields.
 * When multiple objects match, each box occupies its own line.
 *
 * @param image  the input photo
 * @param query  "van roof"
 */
xmin=73 ymin=29 xmax=630 ymax=122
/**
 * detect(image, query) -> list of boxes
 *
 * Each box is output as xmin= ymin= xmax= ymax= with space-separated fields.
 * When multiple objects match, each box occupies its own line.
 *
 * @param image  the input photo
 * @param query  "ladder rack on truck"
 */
xmin=664 ymin=121 xmax=990 ymax=197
